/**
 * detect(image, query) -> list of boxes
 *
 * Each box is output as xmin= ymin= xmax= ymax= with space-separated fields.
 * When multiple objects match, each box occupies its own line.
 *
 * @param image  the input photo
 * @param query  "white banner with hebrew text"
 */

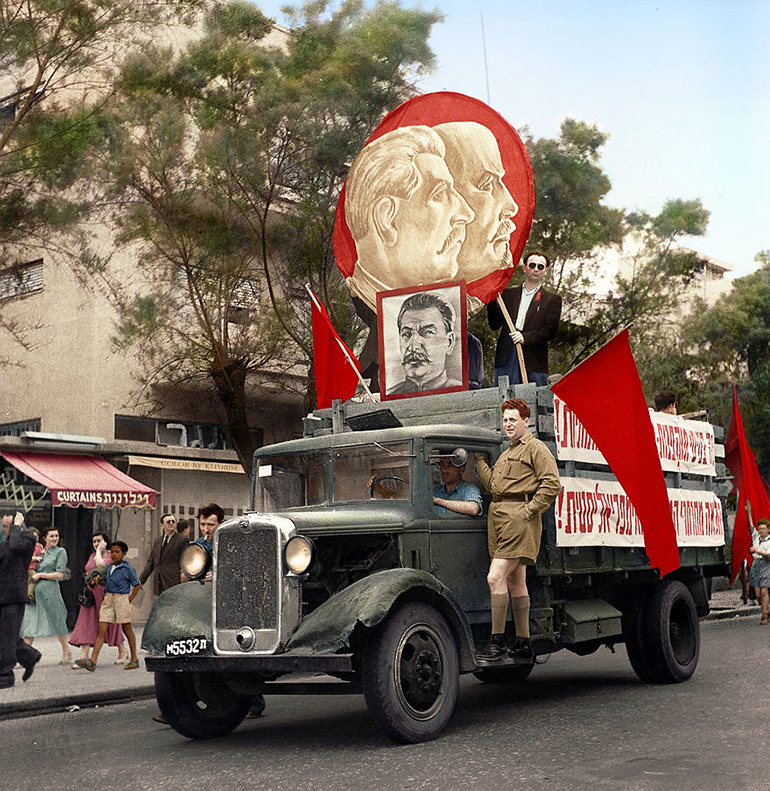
xmin=555 ymin=477 xmax=724 ymax=548
xmin=553 ymin=396 xmax=716 ymax=476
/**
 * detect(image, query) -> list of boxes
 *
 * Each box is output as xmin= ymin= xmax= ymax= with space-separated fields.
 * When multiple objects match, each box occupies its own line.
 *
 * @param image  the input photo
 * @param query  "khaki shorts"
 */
xmin=487 ymin=501 xmax=542 ymax=564
xmin=100 ymin=592 xmax=132 ymax=624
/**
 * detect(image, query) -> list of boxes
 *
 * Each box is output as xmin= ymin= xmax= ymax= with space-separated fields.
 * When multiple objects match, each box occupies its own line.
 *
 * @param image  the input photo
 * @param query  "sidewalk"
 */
xmin=703 ymin=585 xmax=763 ymax=621
xmin=0 ymin=624 xmax=154 ymax=721
xmin=0 ymin=585 xmax=762 ymax=720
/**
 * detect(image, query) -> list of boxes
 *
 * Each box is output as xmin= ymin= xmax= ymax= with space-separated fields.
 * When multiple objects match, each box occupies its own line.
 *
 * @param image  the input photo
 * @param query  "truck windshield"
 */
xmin=255 ymin=453 xmax=326 ymax=511
xmin=332 ymin=442 xmax=412 ymax=503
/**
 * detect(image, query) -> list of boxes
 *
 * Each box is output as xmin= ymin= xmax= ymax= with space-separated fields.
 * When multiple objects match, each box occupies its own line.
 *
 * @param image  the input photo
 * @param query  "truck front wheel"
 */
xmin=154 ymin=671 xmax=252 ymax=739
xmin=362 ymin=602 xmax=459 ymax=744
xmin=625 ymin=580 xmax=700 ymax=684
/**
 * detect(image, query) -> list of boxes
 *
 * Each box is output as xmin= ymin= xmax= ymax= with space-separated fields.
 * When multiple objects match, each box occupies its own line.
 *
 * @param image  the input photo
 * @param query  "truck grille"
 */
xmin=215 ymin=524 xmax=279 ymax=632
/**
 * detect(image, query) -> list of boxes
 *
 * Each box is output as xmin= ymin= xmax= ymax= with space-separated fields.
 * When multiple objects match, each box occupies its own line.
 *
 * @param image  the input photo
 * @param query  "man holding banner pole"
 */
xmin=488 ymin=251 xmax=561 ymax=386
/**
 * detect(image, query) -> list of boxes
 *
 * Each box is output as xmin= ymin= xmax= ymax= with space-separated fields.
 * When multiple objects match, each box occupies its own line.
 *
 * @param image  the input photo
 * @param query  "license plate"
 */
xmin=165 ymin=636 xmax=209 ymax=656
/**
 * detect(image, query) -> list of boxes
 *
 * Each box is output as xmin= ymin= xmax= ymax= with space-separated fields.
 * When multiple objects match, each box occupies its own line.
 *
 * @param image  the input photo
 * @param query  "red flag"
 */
xmin=551 ymin=329 xmax=680 ymax=576
xmin=725 ymin=387 xmax=770 ymax=499
xmin=310 ymin=290 xmax=360 ymax=409
xmin=728 ymin=386 xmax=770 ymax=584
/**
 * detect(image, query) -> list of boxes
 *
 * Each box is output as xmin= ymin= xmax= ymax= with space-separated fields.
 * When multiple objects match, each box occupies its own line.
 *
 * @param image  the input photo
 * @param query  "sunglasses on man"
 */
xmin=526 ymin=261 xmax=547 ymax=271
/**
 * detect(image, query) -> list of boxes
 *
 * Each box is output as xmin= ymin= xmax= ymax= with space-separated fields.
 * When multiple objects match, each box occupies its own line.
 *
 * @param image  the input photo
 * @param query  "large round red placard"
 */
xmin=334 ymin=92 xmax=534 ymax=311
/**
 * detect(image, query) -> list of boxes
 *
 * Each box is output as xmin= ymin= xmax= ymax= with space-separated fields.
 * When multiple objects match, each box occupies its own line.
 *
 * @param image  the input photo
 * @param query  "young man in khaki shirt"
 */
xmin=475 ymin=397 xmax=561 ymax=661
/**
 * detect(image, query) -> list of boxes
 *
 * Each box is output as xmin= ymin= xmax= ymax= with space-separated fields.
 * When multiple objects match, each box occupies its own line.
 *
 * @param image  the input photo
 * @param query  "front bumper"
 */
xmin=145 ymin=651 xmax=353 ymax=674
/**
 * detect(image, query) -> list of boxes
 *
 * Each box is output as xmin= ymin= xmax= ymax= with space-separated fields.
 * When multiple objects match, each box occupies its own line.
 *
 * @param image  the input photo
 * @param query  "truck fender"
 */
xmin=140 ymin=581 xmax=212 ymax=655
xmin=287 ymin=568 xmax=477 ymax=671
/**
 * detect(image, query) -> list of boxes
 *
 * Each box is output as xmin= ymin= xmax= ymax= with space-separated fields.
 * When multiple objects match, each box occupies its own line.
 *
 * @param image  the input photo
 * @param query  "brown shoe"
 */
xmin=760 ymin=614 xmax=768 ymax=625
xmin=477 ymin=634 xmax=507 ymax=661
xmin=152 ymin=715 xmax=168 ymax=725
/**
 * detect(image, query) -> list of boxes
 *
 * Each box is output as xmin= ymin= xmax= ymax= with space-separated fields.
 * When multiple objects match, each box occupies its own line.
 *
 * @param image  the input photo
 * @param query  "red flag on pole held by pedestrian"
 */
xmin=728 ymin=385 xmax=770 ymax=584
xmin=309 ymin=289 xmax=361 ymax=409
xmin=551 ymin=328 xmax=680 ymax=576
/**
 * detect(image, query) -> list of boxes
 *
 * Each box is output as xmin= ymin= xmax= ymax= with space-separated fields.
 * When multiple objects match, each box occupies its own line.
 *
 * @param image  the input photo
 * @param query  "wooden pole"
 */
xmin=495 ymin=294 xmax=528 ymax=384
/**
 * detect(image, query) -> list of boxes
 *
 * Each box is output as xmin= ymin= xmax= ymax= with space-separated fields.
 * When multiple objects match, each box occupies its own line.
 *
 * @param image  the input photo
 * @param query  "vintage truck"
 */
xmin=142 ymin=381 xmax=728 ymax=743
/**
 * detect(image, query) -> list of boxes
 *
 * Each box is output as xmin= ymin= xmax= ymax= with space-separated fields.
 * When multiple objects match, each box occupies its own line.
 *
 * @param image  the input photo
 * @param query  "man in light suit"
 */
xmin=139 ymin=513 xmax=189 ymax=597
xmin=488 ymin=251 xmax=562 ymax=386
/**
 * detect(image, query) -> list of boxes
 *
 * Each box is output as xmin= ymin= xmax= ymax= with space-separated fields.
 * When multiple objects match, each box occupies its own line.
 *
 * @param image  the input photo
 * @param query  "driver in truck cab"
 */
xmin=475 ymin=397 xmax=561 ymax=662
xmin=432 ymin=455 xmax=483 ymax=517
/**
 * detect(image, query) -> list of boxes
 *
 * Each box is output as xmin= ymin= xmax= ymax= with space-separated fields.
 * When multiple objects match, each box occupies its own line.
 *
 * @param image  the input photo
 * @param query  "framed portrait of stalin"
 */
xmin=378 ymin=282 xmax=468 ymax=400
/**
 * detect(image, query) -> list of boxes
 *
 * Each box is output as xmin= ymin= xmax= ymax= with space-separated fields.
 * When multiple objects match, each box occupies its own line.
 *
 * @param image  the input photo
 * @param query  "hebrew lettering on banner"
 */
xmin=555 ymin=478 xmax=724 ymax=548
xmin=553 ymin=395 xmax=716 ymax=476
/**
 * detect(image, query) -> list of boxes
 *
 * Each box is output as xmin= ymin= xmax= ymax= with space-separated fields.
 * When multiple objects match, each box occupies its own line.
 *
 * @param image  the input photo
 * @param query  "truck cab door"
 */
xmin=426 ymin=445 xmax=493 ymax=621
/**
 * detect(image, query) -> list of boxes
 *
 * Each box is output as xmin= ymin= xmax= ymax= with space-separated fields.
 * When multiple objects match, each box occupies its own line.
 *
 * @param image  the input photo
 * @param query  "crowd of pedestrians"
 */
xmin=0 ymin=505 xmax=219 ymax=689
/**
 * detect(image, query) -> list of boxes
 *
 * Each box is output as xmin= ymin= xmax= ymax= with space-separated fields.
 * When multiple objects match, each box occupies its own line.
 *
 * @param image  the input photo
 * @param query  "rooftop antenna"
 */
xmin=480 ymin=10 xmax=491 ymax=105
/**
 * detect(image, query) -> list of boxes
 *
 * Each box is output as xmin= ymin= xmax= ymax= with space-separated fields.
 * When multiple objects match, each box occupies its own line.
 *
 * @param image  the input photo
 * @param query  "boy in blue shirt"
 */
xmin=74 ymin=541 xmax=141 ymax=671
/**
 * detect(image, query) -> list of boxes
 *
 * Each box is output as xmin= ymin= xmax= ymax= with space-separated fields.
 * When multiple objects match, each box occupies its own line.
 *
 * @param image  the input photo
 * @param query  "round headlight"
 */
xmin=285 ymin=536 xmax=314 ymax=574
xmin=180 ymin=543 xmax=211 ymax=581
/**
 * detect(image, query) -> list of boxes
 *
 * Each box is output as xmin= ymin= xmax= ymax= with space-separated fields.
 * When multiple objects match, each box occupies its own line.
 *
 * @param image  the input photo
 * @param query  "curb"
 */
xmin=0 ymin=685 xmax=156 ymax=722
xmin=704 ymin=605 xmax=762 ymax=621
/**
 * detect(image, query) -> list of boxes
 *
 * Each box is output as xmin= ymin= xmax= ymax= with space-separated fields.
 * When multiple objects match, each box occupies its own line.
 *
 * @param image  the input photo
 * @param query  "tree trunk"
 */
xmin=210 ymin=360 xmax=256 ymax=476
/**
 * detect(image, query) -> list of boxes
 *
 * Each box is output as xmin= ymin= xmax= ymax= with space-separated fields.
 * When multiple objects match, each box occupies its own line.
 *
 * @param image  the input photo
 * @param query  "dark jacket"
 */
xmin=0 ymin=524 xmax=35 ymax=605
xmin=139 ymin=532 xmax=189 ymax=596
xmin=488 ymin=285 xmax=562 ymax=373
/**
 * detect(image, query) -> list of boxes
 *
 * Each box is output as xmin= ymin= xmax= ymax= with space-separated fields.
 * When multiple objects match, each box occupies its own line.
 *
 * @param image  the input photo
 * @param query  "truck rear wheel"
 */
xmin=625 ymin=581 xmax=700 ymax=684
xmin=154 ymin=671 xmax=252 ymax=739
xmin=362 ymin=602 xmax=459 ymax=744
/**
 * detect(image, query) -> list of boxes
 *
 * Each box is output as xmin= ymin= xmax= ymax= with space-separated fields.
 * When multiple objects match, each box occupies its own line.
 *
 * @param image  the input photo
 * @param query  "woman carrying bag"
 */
xmin=21 ymin=526 xmax=71 ymax=664
xmin=69 ymin=533 xmax=127 ymax=665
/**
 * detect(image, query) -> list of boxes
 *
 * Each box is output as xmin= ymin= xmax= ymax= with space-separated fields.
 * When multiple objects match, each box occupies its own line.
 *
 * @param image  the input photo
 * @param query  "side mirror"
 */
xmin=450 ymin=448 xmax=468 ymax=467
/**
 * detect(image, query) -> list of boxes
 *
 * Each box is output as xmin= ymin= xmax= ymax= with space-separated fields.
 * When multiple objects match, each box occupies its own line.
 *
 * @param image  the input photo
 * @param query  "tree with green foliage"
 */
xmin=0 ymin=0 xmax=200 ymax=349
xmin=673 ymin=252 xmax=770 ymax=475
xmin=90 ymin=0 xmax=441 ymax=472
xmin=519 ymin=118 xmax=710 ymax=373
xmin=524 ymin=119 xmax=625 ymax=287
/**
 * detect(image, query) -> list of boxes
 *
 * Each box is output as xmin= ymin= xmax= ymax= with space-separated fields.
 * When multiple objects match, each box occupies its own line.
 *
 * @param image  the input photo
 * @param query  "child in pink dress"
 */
xmin=68 ymin=533 xmax=127 ymax=664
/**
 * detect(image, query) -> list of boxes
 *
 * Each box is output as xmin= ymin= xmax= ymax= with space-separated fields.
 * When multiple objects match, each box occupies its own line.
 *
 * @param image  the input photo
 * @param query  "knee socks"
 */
xmin=490 ymin=593 xmax=509 ymax=634
xmin=512 ymin=595 xmax=530 ymax=638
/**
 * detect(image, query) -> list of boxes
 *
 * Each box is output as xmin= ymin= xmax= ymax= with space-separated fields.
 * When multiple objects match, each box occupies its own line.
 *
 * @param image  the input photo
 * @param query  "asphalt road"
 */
xmin=2 ymin=617 xmax=766 ymax=791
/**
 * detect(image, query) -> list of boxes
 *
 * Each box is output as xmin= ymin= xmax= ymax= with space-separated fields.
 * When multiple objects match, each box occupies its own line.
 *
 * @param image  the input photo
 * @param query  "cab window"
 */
xmin=332 ymin=442 xmax=412 ymax=503
xmin=429 ymin=447 xmax=489 ymax=517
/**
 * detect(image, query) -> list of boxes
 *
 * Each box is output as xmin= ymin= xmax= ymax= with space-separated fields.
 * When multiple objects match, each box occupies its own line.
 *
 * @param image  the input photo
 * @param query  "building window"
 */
xmin=0 ymin=419 xmax=42 ymax=437
xmin=0 ymin=259 xmax=44 ymax=301
xmin=114 ymin=415 xmax=157 ymax=443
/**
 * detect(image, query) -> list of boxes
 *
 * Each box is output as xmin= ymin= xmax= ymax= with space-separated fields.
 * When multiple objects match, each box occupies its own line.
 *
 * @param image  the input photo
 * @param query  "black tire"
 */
xmin=624 ymin=581 xmax=700 ymax=684
xmin=645 ymin=580 xmax=700 ymax=683
xmin=362 ymin=602 xmax=459 ymax=744
xmin=154 ymin=671 xmax=252 ymax=740
xmin=473 ymin=663 xmax=534 ymax=684
xmin=623 ymin=588 xmax=657 ymax=683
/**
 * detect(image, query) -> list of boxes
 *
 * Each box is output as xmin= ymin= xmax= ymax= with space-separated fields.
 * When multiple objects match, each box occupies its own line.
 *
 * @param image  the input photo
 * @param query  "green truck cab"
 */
xmin=142 ymin=382 xmax=728 ymax=743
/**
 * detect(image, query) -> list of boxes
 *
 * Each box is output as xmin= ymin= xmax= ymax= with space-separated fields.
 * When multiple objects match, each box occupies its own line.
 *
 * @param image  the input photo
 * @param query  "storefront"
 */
xmin=0 ymin=451 xmax=156 ymax=628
